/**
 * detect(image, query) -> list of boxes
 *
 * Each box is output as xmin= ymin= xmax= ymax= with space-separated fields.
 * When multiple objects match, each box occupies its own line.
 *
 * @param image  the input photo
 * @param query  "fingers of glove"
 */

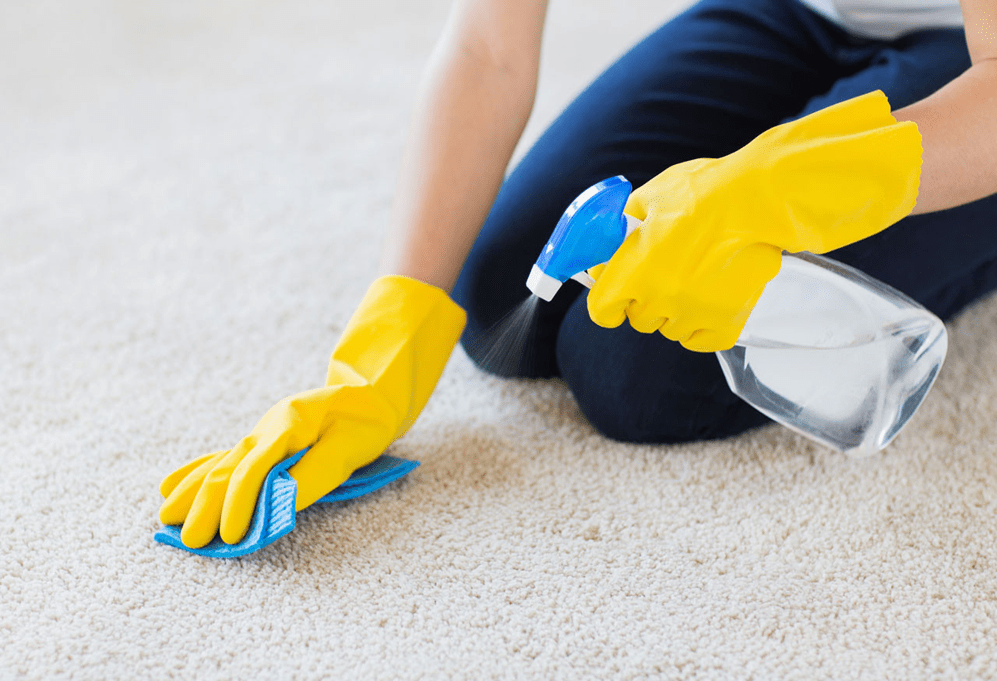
xmin=218 ymin=434 xmax=298 ymax=545
xmin=286 ymin=432 xmax=353 ymax=511
xmin=587 ymin=205 xmax=680 ymax=330
xmin=587 ymin=292 xmax=629 ymax=329
xmin=681 ymin=326 xmax=741 ymax=353
xmin=587 ymin=252 xmax=641 ymax=329
xmin=658 ymin=316 xmax=701 ymax=345
xmin=630 ymin=314 xmax=669 ymax=335
xmin=159 ymin=451 xmax=223 ymax=498
xmin=677 ymin=275 xmax=768 ymax=353
xmin=674 ymin=258 xmax=776 ymax=352
xmin=625 ymin=299 xmax=669 ymax=335
xmin=177 ymin=437 xmax=256 ymax=548
xmin=158 ymin=450 xmax=227 ymax=525
xmin=289 ymin=418 xmax=396 ymax=510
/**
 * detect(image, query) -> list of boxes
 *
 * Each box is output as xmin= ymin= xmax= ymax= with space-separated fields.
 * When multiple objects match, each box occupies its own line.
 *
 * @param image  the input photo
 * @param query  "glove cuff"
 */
xmin=328 ymin=275 xmax=467 ymax=436
xmin=745 ymin=90 xmax=923 ymax=253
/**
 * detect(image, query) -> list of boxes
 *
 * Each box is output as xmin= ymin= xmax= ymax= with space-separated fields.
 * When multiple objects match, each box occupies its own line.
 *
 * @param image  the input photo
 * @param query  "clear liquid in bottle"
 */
xmin=717 ymin=252 xmax=947 ymax=456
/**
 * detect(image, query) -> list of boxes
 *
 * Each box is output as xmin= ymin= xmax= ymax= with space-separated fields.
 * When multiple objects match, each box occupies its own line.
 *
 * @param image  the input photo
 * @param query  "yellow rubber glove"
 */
xmin=158 ymin=275 xmax=466 ymax=548
xmin=587 ymin=90 xmax=922 ymax=352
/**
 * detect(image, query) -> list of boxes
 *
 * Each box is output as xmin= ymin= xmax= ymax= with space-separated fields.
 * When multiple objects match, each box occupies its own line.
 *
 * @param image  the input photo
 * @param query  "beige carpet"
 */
xmin=3 ymin=0 xmax=997 ymax=678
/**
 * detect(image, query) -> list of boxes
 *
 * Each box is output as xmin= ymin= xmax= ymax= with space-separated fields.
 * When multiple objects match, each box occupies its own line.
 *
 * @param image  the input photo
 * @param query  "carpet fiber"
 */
xmin=3 ymin=1 xmax=997 ymax=678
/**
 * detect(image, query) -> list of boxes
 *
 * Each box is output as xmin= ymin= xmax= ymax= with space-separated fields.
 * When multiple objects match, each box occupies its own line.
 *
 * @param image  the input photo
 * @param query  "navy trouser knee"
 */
xmin=555 ymin=297 xmax=770 ymax=443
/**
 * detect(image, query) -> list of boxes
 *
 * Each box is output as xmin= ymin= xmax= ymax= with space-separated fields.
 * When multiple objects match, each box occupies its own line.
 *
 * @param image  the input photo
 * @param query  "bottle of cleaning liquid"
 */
xmin=526 ymin=176 xmax=947 ymax=456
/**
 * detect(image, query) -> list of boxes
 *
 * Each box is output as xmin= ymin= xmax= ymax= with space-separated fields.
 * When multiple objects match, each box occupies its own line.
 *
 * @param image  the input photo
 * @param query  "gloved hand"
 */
xmin=587 ymin=90 xmax=922 ymax=352
xmin=158 ymin=275 xmax=466 ymax=548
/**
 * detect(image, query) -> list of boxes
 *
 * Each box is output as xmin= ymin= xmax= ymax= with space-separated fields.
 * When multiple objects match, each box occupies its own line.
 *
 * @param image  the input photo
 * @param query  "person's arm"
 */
xmin=378 ymin=0 xmax=550 ymax=293
xmin=894 ymin=0 xmax=997 ymax=214
xmin=159 ymin=0 xmax=551 ymax=550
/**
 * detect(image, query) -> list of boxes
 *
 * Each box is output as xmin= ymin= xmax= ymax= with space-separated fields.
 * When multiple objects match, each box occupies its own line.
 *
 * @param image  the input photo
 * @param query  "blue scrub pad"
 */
xmin=153 ymin=448 xmax=419 ymax=558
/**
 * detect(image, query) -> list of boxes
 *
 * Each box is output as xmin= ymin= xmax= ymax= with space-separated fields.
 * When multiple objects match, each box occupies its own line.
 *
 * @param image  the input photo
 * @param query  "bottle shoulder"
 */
xmin=736 ymin=252 xmax=944 ymax=350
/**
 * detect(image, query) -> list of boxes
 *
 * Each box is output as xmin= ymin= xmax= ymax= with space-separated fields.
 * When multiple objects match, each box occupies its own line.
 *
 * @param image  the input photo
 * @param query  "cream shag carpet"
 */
xmin=3 ymin=0 xmax=997 ymax=678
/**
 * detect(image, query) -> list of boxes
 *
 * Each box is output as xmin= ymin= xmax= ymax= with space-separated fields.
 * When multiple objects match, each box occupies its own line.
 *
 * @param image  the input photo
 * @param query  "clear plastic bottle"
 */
xmin=717 ymin=252 xmax=947 ymax=456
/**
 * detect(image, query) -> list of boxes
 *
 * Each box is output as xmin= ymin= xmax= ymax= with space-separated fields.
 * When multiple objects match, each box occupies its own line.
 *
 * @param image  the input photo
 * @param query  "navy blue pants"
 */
xmin=452 ymin=0 xmax=995 ymax=444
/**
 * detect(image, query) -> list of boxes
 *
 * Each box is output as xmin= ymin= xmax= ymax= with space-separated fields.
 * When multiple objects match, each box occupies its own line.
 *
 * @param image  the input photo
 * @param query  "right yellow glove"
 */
xmin=158 ymin=275 xmax=466 ymax=549
xmin=587 ymin=90 xmax=922 ymax=353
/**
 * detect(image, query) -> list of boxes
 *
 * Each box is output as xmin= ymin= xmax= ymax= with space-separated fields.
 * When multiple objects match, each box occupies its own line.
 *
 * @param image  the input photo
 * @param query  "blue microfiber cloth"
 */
xmin=153 ymin=447 xmax=419 ymax=558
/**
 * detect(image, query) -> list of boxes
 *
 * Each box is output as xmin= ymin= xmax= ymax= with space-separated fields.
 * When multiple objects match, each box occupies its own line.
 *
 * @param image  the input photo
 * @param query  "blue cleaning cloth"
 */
xmin=153 ymin=448 xmax=419 ymax=558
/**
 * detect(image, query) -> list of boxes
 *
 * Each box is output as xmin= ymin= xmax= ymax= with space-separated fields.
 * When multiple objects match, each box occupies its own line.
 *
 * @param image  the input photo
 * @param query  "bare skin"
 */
xmin=379 ymin=0 xmax=997 ymax=294
xmin=894 ymin=0 xmax=997 ymax=213
xmin=378 ymin=0 xmax=549 ymax=293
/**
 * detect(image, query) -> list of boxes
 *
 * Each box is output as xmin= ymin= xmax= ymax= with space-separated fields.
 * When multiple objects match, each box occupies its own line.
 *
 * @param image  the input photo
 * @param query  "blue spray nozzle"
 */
xmin=527 ymin=176 xmax=634 ymax=301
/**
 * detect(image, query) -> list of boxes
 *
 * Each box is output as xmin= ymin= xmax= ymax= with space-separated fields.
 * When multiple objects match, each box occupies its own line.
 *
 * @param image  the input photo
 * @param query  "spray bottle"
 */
xmin=526 ymin=176 xmax=948 ymax=456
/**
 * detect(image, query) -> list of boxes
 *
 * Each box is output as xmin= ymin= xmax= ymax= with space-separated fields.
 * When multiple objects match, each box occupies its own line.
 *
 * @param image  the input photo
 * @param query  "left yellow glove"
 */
xmin=587 ymin=90 xmax=922 ymax=352
xmin=158 ymin=275 xmax=466 ymax=549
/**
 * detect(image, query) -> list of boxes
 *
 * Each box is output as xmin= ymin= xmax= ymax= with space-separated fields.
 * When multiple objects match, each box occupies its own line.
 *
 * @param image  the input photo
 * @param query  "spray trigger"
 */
xmin=526 ymin=176 xmax=634 ymax=301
